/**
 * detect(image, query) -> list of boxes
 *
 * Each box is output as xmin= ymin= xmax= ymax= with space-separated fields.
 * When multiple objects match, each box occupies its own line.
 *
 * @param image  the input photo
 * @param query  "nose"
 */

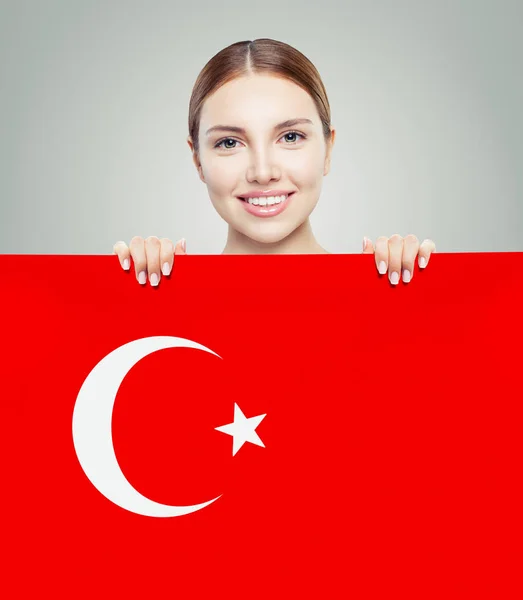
xmin=246 ymin=149 xmax=281 ymax=185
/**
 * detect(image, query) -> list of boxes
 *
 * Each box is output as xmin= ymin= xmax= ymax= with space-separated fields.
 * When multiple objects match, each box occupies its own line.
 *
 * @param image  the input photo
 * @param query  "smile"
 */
xmin=237 ymin=193 xmax=295 ymax=218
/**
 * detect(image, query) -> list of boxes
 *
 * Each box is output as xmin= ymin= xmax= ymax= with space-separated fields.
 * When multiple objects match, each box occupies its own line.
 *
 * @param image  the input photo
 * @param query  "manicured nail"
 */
xmin=162 ymin=262 xmax=171 ymax=276
xmin=181 ymin=238 xmax=186 ymax=253
xmin=403 ymin=269 xmax=411 ymax=283
xmin=419 ymin=256 xmax=427 ymax=268
xmin=123 ymin=258 xmax=130 ymax=270
xmin=390 ymin=271 xmax=399 ymax=285
xmin=378 ymin=261 xmax=387 ymax=274
xmin=362 ymin=237 xmax=368 ymax=251
xmin=150 ymin=273 xmax=159 ymax=286
xmin=138 ymin=271 xmax=146 ymax=285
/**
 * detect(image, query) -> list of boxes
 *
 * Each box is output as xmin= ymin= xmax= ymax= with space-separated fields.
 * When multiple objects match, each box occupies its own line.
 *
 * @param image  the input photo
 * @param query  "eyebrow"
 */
xmin=205 ymin=118 xmax=314 ymax=136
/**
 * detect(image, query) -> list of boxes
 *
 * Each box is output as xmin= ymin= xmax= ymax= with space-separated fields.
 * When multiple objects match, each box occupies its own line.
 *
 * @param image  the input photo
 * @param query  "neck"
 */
xmin=221 ymin=219 xmax=328 ymax=255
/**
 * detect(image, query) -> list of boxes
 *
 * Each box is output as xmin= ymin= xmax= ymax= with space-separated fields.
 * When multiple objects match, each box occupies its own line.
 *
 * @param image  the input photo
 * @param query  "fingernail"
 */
xmin=403 ymin=269 xmax=411 ymax=283
xmin=181 ymin=238 xmax=186 ymax=253
xmin=123 ymin=258 xmax=130 ymax=270
xmin=390 ymin=271 xmax=399 ymax=285
xmin=419 ymin=256 xmax=427 ymax=268
xmin=162 ymin=262 xmax=171 ymax=276
xmin=150 ymin=273 xmax=159 ymax=286
xmin=138 ymin=271 xmax=146 ymax=285
xmin=362 ymin=236 xmax=368 ymax=251
xmin=378 ymin=261 xmax=387 ymax=274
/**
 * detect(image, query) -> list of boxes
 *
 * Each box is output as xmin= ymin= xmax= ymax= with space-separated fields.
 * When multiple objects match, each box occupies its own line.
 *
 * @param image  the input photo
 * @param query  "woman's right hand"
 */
xmin=113 ymin=236 xmax=187 ymax=286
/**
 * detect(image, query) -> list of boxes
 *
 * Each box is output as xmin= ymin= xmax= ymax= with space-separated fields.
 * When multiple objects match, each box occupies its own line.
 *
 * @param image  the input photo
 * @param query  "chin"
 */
xmin=216 ymin=200 xmax=315 ymax=245
xmin=238 ymin=221 xmax=303 ymax=245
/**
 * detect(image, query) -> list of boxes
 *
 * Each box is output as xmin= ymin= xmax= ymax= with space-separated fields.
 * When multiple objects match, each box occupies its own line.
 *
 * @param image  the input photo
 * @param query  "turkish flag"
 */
xmin=2 ymin=252 xmax=523 ymax=598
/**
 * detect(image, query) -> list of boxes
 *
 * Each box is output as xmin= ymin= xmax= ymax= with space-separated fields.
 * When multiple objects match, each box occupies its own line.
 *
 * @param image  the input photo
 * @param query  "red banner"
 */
xmin=2 ymin=253 xmax=522 ymax=598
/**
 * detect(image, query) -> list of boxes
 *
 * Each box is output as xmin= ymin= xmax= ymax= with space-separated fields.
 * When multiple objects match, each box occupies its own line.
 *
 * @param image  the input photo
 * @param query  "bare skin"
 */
xmin=113 ymin=73 xmax=436 ymax=285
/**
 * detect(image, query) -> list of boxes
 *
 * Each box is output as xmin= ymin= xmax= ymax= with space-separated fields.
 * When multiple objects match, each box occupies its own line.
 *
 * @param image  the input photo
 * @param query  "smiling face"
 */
xmin=188 ymin=73 xmax=335 ymax=247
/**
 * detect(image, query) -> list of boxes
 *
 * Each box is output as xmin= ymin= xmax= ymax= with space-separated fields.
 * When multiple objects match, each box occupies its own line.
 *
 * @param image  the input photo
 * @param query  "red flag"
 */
xmin=2 ymin=252 xmax=523 ymax=598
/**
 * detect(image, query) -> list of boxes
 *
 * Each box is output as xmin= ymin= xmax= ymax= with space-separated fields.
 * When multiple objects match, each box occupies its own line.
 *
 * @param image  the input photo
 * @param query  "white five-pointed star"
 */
xmin=215 ymin=403 xmax=267 ymax=456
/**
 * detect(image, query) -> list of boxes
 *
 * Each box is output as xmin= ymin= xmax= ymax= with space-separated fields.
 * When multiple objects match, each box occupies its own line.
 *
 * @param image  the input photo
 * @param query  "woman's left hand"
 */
xmin=362 ymin=235 xmax=436 ymax=284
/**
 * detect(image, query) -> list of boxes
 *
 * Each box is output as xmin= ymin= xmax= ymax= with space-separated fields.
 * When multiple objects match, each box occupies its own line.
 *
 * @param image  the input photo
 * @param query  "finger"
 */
xmin=160 ymin=238 xmax=175 ymax=276
xmin=129 ymin=236 xmax=147 ymax=284
xmin=401 ymin=234 xmax=420 ymax=283
xmin=418 ymin=239 xmax=436 ymax=268
xmin=174 ymin=238 xmax=187 ymax=255
xmin=113 ymin=241 xmax=130 ymax=270
xmin=388 ymin=234 xmax=404 ymax=285
xmin=144 ymin=236 xmax=162 ymax=286
xmin=374 ymin=236 xmax=389 ymax=274
xmin=362 ymin=236 xmax=374 ymax=254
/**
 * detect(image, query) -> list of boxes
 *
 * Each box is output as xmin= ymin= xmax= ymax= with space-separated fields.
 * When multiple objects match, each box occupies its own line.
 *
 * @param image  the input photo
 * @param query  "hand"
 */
xmin=362 ymin=234 xmax=436 ymax=284
xmin=113 ymin=236 xmax=187 ymax=286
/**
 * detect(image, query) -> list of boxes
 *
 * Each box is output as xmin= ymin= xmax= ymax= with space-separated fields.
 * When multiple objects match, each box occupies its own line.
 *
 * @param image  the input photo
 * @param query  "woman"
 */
xmin=113 ymin=38 xmax=436 ymax=285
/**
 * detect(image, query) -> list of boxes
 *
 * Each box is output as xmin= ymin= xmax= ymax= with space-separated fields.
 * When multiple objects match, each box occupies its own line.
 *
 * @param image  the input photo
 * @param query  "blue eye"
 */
xmin=214 ymin=130 xmax=306 ymax=150
xmin=282 ymin=131 xmax=302 ymax=143
xmin=216 ymin=138 xmax=238 ymax=150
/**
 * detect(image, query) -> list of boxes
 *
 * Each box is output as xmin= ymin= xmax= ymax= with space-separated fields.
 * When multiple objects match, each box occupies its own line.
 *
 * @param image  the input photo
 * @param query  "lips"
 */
xmin=238 ymin=192 xmax=295 ymax=218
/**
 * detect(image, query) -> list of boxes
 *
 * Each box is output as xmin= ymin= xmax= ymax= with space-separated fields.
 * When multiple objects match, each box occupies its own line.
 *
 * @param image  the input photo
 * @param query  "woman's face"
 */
xmin=188 ymin=73 xmax=335 ymax=245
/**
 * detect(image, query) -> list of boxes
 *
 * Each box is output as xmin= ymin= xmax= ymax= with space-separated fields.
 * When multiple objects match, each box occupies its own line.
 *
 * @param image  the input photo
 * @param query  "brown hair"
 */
xmin=188 ymin=38 xmax=332 ymax=157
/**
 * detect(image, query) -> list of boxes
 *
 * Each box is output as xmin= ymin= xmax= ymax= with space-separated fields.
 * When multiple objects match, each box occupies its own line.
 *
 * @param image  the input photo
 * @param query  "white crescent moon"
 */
xmin=72 ymin=335 xmax=223 ymax=518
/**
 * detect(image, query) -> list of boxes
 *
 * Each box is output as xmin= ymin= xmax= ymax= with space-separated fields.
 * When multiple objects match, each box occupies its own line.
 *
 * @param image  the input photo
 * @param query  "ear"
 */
xmin=323 ymin=127 xmax=336 ymax=176
xmin=187 ymin=136 xmax=205 ymax=183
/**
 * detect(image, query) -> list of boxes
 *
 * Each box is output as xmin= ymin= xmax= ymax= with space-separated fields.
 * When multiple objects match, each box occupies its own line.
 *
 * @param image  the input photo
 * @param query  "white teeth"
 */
xmin=247 ymin=194 xmax=288 ymax=206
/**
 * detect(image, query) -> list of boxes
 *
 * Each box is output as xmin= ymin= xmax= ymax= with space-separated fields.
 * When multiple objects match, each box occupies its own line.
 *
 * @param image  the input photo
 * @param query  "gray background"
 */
xmin=1 ymin=0 xmax=521 ymax=255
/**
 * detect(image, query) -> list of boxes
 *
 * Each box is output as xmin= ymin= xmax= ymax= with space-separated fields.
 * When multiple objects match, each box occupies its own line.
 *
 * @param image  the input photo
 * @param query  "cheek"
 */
xmin=202 ymin=156 xmax=238 ymax=193
xmin=287 ymin=152 xmax=325 ymax=188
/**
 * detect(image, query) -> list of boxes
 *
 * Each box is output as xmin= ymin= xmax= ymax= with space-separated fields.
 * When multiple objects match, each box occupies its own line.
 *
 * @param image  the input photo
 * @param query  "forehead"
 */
xmin=200 ymin=74 xmax=319 ymax=130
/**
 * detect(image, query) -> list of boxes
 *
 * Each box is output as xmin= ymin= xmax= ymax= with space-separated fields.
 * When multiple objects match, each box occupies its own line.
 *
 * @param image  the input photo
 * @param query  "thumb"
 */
xmin=174 ymin=238 xmax=187 ymax=255
xmin=362 ymin=236 xmax=374 ymax=254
